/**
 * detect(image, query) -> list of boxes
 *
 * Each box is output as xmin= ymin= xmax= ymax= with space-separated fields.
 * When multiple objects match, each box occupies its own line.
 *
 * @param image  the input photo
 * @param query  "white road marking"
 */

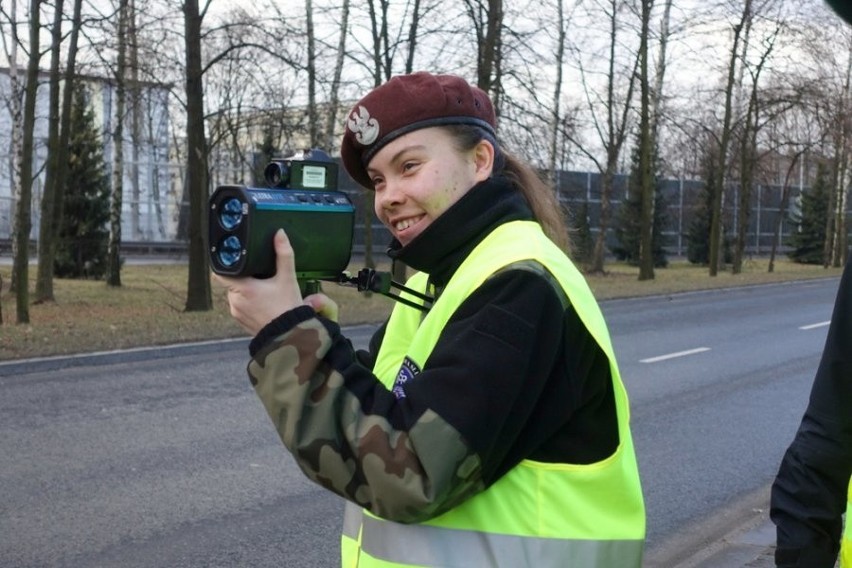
xmin=640 ymin=347 xmax=711 ymax=364
xmin=799 ymin=321 xmax=830 ymax=330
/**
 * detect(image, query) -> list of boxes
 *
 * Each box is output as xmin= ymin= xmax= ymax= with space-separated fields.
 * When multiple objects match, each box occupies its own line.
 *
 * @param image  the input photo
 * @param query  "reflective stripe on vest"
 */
xmin=342 ymin=221 xmax=645 ymax=567
xmin=841 ymin=477 xmax=851 ymax=568
xmin=344 ymin=504 xmax=643 ymax=567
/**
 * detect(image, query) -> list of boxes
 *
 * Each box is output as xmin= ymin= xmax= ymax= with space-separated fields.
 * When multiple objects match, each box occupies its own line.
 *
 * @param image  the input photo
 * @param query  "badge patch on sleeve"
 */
xmin=392 ymin=357 xmax=421 ymax=399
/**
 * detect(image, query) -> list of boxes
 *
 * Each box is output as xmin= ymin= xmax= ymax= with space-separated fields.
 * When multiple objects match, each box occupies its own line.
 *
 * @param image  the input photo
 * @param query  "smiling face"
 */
xmin=366 ymin=127 xmax=494 ymax=246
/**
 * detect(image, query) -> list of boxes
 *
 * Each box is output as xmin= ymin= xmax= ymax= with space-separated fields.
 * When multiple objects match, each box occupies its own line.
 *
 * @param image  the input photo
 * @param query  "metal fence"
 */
xmin=550 ymin=170 xmax=815 ymax=257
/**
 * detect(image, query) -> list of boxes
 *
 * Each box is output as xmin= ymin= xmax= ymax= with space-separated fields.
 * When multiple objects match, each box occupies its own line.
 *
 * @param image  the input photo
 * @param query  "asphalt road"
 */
xmin=0 ymin=279 xmax=839 ymax=567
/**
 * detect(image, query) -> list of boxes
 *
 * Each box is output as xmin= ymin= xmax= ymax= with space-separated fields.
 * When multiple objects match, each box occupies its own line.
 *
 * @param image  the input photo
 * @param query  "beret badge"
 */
xmin=347 ymin=106 xmax=380 ymax=146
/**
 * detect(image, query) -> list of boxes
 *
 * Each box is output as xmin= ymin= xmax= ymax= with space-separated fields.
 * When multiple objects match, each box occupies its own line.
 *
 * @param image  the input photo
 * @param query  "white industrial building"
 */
xmin=0 ymin=68 xmax=176 ymax=246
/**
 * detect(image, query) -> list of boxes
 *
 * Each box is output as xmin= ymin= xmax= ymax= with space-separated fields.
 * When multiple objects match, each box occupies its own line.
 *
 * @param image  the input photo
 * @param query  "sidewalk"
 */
xmin=675 ymin=515 xmax=775 ymax=568
xmin=645 ymin=485 xmax=776 ymax=568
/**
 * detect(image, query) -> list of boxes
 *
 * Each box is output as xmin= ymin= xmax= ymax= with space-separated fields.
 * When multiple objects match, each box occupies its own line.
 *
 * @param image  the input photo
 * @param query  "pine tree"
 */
xmin=612 ymin=140 xmax=669 ymax=267
xmin=54 ymin=83 xmax=111 ymax=279
xmin=787 ymin=163 xmax=830 ymax=265
xmin=687 ymin=146 xmax=732 ymax=265
xmin=686 ymin=182 xmax=713 ymax=265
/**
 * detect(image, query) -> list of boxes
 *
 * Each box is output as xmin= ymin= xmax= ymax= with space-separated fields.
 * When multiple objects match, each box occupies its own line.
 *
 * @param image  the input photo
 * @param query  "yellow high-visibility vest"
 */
xmin=842 ymin=477 xmax=851 ymax=568
xmin=341 ymin=220 xmax=645 ymax=567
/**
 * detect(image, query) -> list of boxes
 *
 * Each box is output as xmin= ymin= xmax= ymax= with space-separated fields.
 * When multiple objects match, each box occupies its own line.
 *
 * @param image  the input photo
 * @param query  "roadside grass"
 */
xmin=0 ymin=257 xmax=843 ymax=361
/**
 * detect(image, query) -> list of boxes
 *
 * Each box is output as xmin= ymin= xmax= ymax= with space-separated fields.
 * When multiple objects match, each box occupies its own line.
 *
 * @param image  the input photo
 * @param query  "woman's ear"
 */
xmin=472 ymin=139 xmax=495 ymax=182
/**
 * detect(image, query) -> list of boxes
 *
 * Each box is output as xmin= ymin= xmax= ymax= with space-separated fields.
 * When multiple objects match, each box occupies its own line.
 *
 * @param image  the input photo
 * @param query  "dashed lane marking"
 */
xmin=640 ymin=347 xmax=711 ymax=364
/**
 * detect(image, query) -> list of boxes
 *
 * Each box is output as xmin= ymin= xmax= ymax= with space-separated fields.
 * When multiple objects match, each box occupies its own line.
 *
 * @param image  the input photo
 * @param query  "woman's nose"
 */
xmin=377 ymin=180 xmax=403 ymax=210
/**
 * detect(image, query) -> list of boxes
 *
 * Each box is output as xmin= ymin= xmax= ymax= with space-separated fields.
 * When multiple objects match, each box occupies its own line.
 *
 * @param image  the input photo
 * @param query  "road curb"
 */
xmin=0 ymin=337 xmax=250 ymax=377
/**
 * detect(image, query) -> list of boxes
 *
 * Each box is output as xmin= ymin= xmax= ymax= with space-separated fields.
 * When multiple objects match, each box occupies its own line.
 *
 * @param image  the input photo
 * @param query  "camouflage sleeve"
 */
xmin=248 ymin=308 xmax=485 ymax=524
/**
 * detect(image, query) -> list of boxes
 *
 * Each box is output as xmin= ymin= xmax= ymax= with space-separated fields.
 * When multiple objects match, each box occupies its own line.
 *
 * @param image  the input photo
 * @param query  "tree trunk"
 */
xmin=106 ymin=0 xmax=128 ymax=287
xmin=404 ymin=0 xmax=421 ymax=73
xmin=833 ymin=150 xmax=849 ymax=266
xmin=305 ymin=0 xmax=319 ymax=148
xmin=14 ymin=0 xmax=43 ymax=324
xmin=733 ymin=93 xmax=757 ymax=274
xmin=37 ymin=0 xmax=81 ymax=299
xmin=464 ymin=0 xmax=503 ymax=112
xmin=588 ymin=0 xmax=638 ymax=274
xmin=323 ymin=0 xmax=348 ymax=152
xmin=35 ymin=0 xmax=65 ymax=303
xmin=129 ymin=0 xmax=141 ymax=241
xmin=548 ymin=0 xmax=566 ymax=188
xmin=183 ymin=0 xmax=212 ymax=311
xmin=591 ymin=165 xmax=615 ymax=274
xmin=709 ymin=0 xmax=752 ymax=277
xmin=651 ymin=0 xmax=673 ymax=136
xmin=6 ymin=0 xmax=23 ymax=294
xmin=734 ymin=26 xmax=778 ymax=274
xmin=637 ymin=0 xmax=655 ymax=281
xmin=831 ymin=57 xmax=852 ymax=267
xmin=52 ymin=0 xmax=83 ymax=258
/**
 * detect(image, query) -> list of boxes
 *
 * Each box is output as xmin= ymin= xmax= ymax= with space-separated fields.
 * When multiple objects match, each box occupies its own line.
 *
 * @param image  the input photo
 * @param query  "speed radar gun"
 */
xmin=208 ymin=148 xmax=433 ymax=309
xmin=208 ymin=149 xmax=354 ymax=295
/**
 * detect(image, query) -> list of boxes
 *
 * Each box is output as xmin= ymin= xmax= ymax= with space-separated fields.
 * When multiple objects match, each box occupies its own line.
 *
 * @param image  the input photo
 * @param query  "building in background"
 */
xmin=0 ymin=67 xmax=173 ymax=245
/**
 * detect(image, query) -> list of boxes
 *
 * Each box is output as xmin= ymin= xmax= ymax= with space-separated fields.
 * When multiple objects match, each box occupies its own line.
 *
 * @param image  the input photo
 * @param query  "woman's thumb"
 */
xmin=273 ymin=229 xmax=295 ymax=276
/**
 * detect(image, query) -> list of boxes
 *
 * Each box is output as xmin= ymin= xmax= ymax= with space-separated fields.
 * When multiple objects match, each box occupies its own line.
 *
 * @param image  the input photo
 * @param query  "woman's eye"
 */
xmin=402 ymin=161 xmax=418 ymax=172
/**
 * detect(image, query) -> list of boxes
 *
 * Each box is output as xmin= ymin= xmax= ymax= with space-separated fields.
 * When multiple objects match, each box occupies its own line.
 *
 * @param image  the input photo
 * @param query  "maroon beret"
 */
xmin=340 ymin=72 xmax=497 ymax=189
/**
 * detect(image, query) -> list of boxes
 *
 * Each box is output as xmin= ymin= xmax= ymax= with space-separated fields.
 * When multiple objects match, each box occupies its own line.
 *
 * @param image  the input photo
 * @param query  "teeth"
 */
xmin=395 ymin=217 xmax=421 ymax=231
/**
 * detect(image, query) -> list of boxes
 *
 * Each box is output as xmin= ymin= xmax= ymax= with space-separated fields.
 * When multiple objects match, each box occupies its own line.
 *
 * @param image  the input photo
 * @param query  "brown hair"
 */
xmin=444 ymin=125 xmax=572 ymax=255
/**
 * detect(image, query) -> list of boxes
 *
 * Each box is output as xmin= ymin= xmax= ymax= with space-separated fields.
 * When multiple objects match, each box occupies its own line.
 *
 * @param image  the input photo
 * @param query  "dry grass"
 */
xmin=584 ymin=257 xmax=845 ymax=300
xmin=0 ymin=257 xmax=843 ymax=361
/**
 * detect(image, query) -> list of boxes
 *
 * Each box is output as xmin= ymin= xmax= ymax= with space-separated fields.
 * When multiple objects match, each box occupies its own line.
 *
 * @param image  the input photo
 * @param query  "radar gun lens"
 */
xmin=219 ymin=197 xmax=244 ymax=230
xmin=217 ymin=235 xmax=243 ymax=268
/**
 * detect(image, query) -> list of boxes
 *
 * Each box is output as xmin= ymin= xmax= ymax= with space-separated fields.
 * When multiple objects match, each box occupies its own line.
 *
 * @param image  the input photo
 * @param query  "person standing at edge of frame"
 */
xmin=771 ymin=5 xmax=852 ymax=564
xmin=771 ymin=249 xmax=852 ymax=567
xmin=214 ymin=72 xmax=646 ymax=567
xmin=771 ymin=254 xmax=852 ymax=567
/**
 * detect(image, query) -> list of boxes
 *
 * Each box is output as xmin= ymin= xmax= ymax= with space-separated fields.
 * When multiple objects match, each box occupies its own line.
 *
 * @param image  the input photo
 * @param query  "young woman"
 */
xmin=216 ymin=72 xmax=645 ymax=567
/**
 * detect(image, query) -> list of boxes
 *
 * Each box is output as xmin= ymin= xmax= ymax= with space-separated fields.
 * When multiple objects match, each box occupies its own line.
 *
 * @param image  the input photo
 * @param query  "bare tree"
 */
xmin=13 ymin=0 xmax=43 ymax=323
xmin=323 ymin=0 xmax=350 ymax=152
xmin=637 ymin=0 xmax=655 ymax=281
xmin=732 ymin=24 xmax=780 ymax=274
xmin=306 ymin=0 xmax=319 ymax=147
xmin=106 ymin=0 xmax=128 ymax=287
xmin=128 ymin=0 xmax=142 ymax=241
xmin=36 ymin=0 xmax=83 ymax=301
xmin=634 ymin=0 xmax=675 ymax=278
xmin=566 ymin=0 xmax=639 ymax=274
xmin=824 ymin=51 xmax=852 ymax=268
xmin=708 ymin=0 xmax=753 ymax=276
xmin=463 ymin=0 xmax=503 ymax=111
xmin=781 ymin=6 xmax=852 ymax=268
xmin=0 ymin=0 xmax=25 ymax=294
xmin=182 ymin=0 xmax=211 ymax=310
xmin=38 ymin=0 xmax=66 ymax=296
xmin=546 ymin=0 xmax=567 ymax=187
xmin=357 ymin=0 xmax=431 ymax=276
xmin=650 ymin=0 xmax=673 ymax=137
